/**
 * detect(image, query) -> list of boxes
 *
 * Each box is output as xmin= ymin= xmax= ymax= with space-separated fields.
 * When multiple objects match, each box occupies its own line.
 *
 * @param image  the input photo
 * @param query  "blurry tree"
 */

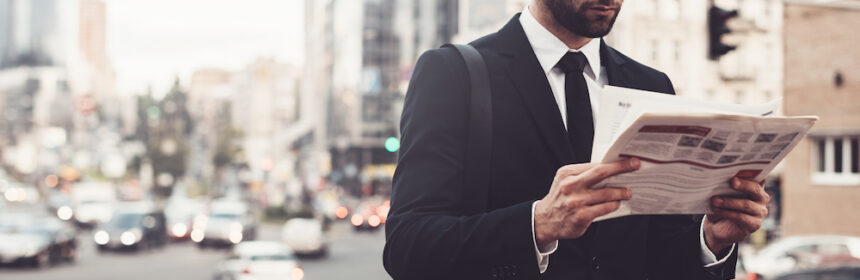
xmin=145 ymin=78 xmax=193 ymax=197
xmin=213 ymin=126 xmax=244 ymax=169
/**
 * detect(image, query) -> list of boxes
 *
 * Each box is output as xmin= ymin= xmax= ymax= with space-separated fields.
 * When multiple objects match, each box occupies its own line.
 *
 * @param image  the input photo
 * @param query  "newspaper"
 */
xmin=591 ymin=86 xmax=818 ymax=221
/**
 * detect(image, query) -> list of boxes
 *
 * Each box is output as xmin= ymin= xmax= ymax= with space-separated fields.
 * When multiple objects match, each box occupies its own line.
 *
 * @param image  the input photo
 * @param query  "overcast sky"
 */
xmin=106 ymin=0 xmax=305 ymax=97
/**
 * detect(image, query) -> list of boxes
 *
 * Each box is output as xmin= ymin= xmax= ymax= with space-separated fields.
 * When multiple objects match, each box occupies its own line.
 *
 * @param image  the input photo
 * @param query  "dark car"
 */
xmin=93 ymin=206 xmax=167 ymax=252
xmin=773 ymin=266 xmax=860 ymax=280
xmin=0 ymin=208 xmax=77 ymax=268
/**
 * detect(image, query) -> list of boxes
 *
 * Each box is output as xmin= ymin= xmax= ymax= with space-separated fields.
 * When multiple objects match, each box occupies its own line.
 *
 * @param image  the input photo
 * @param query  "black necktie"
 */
xmin=556 ymin=52 xmax=594 ymax=163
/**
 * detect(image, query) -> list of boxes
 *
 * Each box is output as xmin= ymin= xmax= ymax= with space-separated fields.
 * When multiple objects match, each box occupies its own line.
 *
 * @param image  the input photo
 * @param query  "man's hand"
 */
xmin=533 ymin=158 xmax=640 ymax=246
xmin=704 ymin=177 xmax=770 ymax=254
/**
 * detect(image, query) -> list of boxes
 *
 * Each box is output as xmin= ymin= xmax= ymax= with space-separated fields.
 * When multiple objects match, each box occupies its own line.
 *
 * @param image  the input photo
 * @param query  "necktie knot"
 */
xmin=556 ymin=51 xmax=588 ymax=74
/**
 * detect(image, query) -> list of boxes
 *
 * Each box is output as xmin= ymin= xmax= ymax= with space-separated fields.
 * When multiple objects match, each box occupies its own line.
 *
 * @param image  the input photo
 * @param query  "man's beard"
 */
xmin=544 ymin=0 xmax=621 ymax=38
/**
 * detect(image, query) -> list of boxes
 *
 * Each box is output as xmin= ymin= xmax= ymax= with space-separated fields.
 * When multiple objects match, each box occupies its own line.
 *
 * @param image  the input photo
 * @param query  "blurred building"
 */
xmin=230 ymin=59 xmax=306 ymax=185
xmin=307 ymin=0 xmax=459 ymax=195
xmin=187 ymin=59 xmax=309 ymax=203
xmin=187 ymin=68 xmax=234 ymax=191
xmin=0 ymin=0 xmax=117 ymax=181
xmin=452 ymin=0 xmax=527 ymax=43
xmin=782 ymin=0 xmax=860 ymax=237
xmin=610 ymin=0 xmax=783 ymax=105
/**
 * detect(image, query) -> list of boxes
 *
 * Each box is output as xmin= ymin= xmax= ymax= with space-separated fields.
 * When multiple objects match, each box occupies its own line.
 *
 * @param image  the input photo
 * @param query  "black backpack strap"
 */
xmin=444 ymin=43 xmax=492 ymax=214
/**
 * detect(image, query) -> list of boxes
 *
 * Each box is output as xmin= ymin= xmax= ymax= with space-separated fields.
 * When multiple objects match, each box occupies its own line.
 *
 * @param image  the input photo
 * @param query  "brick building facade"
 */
xmin=782 ymin=1 xmax=860 ymax=236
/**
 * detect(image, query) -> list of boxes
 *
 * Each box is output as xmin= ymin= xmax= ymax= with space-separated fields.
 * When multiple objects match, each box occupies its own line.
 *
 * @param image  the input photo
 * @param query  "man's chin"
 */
xmin=582 ymin=24 xmax=613 ymax=38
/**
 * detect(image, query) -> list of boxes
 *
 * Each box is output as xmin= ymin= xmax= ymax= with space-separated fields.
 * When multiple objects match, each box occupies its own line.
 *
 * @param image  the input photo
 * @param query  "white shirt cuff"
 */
xmin=531 ymin=201 xmax=558 ymax=273
xmin=699 ymin=215 xmax=736 ymax=267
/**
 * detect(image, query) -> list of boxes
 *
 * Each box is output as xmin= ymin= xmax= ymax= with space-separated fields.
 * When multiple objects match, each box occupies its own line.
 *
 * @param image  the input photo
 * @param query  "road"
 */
xmin=0 ymin=222 xmax=390 ymax=280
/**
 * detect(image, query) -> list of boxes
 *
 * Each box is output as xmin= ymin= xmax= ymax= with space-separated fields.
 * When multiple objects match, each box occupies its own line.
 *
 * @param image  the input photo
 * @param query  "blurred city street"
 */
xmin=1 ymin=0 xmax=859 ymax=279
xmin=0 ymin=222 xmax=389 ymax=280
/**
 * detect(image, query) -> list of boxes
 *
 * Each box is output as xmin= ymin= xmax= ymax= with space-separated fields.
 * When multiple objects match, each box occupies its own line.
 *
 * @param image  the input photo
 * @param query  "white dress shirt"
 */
xmin=518 ymin=7 xmax=735 ymax=273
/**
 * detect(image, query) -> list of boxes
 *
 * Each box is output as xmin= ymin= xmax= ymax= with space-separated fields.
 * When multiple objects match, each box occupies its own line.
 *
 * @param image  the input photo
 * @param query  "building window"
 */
xmin=812 ymin=136 xmax=860 ymax=185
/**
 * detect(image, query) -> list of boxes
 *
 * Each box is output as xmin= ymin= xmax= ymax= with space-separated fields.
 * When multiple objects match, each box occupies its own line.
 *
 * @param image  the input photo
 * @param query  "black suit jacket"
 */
xmin=383 ymin=15 xmax=738 ymax=280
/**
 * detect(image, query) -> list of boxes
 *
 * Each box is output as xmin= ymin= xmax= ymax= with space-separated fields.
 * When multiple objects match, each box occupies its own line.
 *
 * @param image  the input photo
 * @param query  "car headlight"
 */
xmin=94 ymin=230 xmax=110 ymax=245
xmin=190 ymin=229 xmax=205 ymax=243
xmin=291 ymin=267 xmax=304 ymax=280
xmin=121 ymin=230 xmax=140 ymax=246
xmin=171 ymin=223 xmax=188 ymax=237
xmin=350 ymin=214 xmax=364 ymax=226
xmin=57 ymin=206 xmax=73 ymax=221
xmin=228 ymin=230 xmax=243 ymax=244
xmin=368 ymin=215 xmax=381 ymax=227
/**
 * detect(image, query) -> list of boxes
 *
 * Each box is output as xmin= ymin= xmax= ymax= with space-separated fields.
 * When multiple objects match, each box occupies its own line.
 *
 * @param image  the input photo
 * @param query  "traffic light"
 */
xmin=384 ymin=137 xmax=400 ymax=153
xmin=708 ymin=5 xmax=739 ymax=60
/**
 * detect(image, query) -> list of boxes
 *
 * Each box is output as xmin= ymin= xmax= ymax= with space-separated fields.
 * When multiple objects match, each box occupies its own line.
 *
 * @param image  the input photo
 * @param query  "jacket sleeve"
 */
xmin=383 ymin=48 xmax=540 ymax=279
xmin=647 ymin=215 xmax=739 ymax=279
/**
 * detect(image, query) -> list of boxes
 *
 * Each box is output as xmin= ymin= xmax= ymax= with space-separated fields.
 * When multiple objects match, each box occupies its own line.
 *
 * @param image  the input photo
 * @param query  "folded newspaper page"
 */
xmin=591 ymin=86 xmax=818 ymax=221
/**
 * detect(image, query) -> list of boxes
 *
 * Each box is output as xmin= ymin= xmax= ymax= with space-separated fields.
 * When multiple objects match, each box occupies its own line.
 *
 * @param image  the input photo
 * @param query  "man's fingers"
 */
xmin=711 ymin=208 xmax=762 ymax=232
xmin=576 ymin=158 xmax=641 ymax=190
xmin=731 ymin=177 xmax=769 ymax=203
xmin=556 ymin=162 xmax=598 ymax=178
xmin=576 ymin=201 xmax=622 ymax=223
xmin=583 ymin=187 xmax=632 ymax=206
xmin=712 ymin=197 xmax=767 ymax=218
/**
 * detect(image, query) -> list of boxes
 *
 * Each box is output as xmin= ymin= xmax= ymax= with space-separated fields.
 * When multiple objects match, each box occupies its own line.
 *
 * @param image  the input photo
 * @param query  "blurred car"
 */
xmin=281 ymin=218 xmax=328 ymax=258
xmin=743 ymin=235 xmax=860 ymax=279
xmin=213 ymin=241 xmax=303 ymax=280
xmin=93 ymin=204 xmax=167 ymax=252
xmin=71 ymin=182 xmax=117 ymax=227
xmin=0 ymin=208 xmax=77 ymax=268
xmin=165 ymin=198 xmax=205 ymax=240
xmin=192 ymin=200 xmax=257 ymax=248
xmin=46 ymin=191 xmax=75 ymax=222
xmin=2 ymin=182 xmax=41 ymax=204
xmin=350 ymin=202 xmax=383 ymax=232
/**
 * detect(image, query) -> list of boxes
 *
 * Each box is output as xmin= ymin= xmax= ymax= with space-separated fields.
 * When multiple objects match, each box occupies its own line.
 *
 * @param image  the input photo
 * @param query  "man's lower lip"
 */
xmin=589 ymin=8 xmax=615 ymax=16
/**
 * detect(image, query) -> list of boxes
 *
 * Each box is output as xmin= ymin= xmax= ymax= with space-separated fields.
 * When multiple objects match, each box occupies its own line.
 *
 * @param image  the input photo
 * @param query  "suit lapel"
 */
xmin=497 ymin=15 xmax=575 ymax=165
xmin=601 ymin=39 xmax=631 ymax=88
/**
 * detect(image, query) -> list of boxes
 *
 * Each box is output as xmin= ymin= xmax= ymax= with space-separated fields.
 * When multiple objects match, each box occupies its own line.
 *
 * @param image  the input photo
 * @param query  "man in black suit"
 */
xmin=384 ymin=0 xmax=770 ymax=279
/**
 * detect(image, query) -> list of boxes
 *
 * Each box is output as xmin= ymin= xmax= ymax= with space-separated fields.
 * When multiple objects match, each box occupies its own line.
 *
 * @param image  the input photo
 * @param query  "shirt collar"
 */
xmin=519 ymin=6 xmax=602 ymax=79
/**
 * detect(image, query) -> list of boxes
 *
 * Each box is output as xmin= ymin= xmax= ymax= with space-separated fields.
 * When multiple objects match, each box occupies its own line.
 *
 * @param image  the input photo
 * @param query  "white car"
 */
xmin=192 ymin=200 xmax=257 ymax=248
xmin=2 ymin=182 xmax=41 ymax=204
xmin=281 ymin=218 xmax=328 ymax=257
xmin=71 ymin=182 xmax=117 ymax=226
xmin=743 ymin=235 xmax=860 ymax=279
xmin=214 ymin=241 xmax=304 ymax=280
